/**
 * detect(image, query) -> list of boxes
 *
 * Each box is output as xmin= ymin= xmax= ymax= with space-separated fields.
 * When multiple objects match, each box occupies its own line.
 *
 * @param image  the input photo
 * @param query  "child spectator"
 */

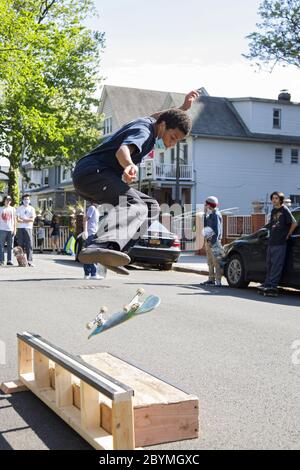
xmin=37 ymin=221 xmax=45 ymax=253
xmin=50 ymin=215 xmax=60 ymax=254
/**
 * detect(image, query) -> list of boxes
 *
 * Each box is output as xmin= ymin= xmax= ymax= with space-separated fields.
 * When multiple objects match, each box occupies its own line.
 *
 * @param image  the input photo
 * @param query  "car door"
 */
xmin=246 ymin=231 xmax=269 ymax=281
xmin=284 ymin=225 xmax=300 ymax=287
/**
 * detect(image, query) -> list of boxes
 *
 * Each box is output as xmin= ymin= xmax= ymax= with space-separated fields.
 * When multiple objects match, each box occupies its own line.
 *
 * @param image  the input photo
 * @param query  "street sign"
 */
xmin=144 ymin=159 xmax=154 ymax=180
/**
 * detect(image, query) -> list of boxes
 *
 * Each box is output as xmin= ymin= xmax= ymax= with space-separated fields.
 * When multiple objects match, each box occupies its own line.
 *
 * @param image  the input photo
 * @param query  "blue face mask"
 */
xmin=155 ymin=138 xmax=165 ymax=150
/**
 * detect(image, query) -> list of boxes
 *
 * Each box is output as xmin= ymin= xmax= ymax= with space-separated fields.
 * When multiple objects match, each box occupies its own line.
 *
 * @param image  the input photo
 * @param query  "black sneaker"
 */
xmin=105 ymin=265 xmax=130 ymax=276
xmin=257 ymin=284 xmax=266 ymax=291
xmin=200 ymin=280 xmax=215 ymax=286
xmin=7 ymin=261 xmax=13 ymax=266
xmin=264 ymin=287 xmax=279 ymax=297
xmin=78 ymin=246 xmax=131 ymax=267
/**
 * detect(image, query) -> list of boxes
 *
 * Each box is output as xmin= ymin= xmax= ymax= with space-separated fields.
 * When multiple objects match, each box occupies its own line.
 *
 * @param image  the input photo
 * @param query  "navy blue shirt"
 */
xmin=74 ymin=117 xmax=156 ymax=177
xmin=268 ymin=205 xmax=296 ymax=246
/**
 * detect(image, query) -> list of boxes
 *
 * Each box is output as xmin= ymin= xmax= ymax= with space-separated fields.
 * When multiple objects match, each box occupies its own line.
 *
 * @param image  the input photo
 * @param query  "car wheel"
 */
xmin=159 ymin=263 xmax=173 ymax=271
xmin=225 ymin=254 xmax=249 ymax=288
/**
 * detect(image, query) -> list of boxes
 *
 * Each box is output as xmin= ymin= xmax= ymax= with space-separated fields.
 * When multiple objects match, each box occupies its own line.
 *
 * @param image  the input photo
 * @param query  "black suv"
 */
xmin=224 ymin=209 xmax=300 ymax=289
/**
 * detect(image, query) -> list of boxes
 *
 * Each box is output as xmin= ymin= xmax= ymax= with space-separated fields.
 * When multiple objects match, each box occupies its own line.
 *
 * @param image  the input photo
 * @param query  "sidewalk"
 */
xmin=173 ymin=253 xmax=209 ymax=275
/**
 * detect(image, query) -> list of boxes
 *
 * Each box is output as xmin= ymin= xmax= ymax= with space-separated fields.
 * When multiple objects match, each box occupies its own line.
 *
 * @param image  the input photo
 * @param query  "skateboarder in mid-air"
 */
xmin=73 ymin=90 xmax=199 ymax=274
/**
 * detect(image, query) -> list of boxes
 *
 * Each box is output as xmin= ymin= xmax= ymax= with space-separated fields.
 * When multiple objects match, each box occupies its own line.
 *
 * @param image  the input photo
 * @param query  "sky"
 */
xmin=87 ymin=0 xmax=300 ymax=101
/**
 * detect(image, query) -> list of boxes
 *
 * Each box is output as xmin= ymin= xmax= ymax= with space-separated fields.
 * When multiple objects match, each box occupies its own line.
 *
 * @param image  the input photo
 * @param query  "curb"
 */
xmin=173 ymin=266 xmax=209 ymax=276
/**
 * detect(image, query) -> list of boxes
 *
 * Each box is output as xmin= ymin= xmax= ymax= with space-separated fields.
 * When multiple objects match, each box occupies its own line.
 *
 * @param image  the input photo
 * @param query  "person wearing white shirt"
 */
xmin=83 ymin=203 xmax=102 ymax=279
xmin=0 ymin=195 xmax=16 ymax=266
xmin=16 ymin=194 xmax=36 ymax=266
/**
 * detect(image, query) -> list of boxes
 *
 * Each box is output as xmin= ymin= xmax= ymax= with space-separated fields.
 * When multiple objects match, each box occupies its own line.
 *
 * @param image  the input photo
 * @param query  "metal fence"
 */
xmin=32 ymin=226 xmax=70 ymax=250
xmin=226 ymin=216 xmax=252 ymax=237
xmin=171 ymin=213 xmax=197 ymax=251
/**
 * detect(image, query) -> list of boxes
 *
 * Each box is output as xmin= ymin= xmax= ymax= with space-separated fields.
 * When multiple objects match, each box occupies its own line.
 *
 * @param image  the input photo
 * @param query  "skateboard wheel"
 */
xmin=100 ymin=306 xmax=108 ymax=314
xmin=123 ymin=305 xmax=130 ymax=313
xmin=86 ymin=322 xmax=93 ymax=330
xmin=137 ymin=288 xmax=145 ymax=295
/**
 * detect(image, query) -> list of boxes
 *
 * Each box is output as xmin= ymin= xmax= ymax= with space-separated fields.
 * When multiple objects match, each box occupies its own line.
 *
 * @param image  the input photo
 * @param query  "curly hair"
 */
xmin=157 ymin=108 xmax=192 ymax=136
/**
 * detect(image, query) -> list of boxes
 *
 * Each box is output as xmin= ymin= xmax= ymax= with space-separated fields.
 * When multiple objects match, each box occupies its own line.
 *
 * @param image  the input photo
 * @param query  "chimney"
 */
xmin=278 ymin=89 xmax=291 ymax=101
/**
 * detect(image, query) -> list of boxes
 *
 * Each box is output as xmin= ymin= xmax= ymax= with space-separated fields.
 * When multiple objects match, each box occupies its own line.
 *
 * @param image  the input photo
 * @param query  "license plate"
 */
xmin=149 ymin=239 xmax=160 ymax=246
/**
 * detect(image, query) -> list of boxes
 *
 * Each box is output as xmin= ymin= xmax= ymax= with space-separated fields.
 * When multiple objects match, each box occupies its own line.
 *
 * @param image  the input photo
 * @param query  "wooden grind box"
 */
xmin=49 ymin=352 xmax=199 ymax=448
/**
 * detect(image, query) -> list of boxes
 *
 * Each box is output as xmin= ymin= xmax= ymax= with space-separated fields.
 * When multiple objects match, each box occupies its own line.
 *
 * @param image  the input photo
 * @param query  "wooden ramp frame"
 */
xmin=17 ymin=332 xmax=199 ymax=449
xmin=18 ymin=332 xmax=134 ymax=450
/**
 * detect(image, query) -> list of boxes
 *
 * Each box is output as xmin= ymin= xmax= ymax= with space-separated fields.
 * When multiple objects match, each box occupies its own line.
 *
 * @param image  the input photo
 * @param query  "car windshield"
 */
xmin=292 ymin=210 xmax=300 ymax=223
xmin=145 ymin=221 xmax=172 ymax=236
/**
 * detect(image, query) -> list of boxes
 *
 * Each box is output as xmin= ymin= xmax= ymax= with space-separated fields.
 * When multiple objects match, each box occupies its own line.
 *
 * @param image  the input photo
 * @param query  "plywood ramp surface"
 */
xmin=81 ymin=353 xmax=197 ymax=406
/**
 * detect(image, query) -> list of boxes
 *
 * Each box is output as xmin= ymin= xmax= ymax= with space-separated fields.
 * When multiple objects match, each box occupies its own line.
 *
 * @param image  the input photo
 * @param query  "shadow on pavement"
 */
xmin=0 ymin=392 xmax=91 ymax=450
xmin=53 ymin=259 xmax=79 ymax=268
xmin=0 ymin=278 xmax=81 ymax=283
xmin=124 ymin=281 xmax=300 ymax=308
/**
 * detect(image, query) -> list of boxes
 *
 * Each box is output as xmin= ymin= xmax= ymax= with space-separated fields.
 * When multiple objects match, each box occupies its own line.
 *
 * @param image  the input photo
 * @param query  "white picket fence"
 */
xmin=32 ymin=226 xmax=70 ymax=251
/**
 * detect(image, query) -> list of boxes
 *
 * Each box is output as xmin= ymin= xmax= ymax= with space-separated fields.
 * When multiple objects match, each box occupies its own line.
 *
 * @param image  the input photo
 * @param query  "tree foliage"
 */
xmin=244 ymin=0 xmax=300 ymax=70
xmin=0 ymin=0 xmax=105 ymax=202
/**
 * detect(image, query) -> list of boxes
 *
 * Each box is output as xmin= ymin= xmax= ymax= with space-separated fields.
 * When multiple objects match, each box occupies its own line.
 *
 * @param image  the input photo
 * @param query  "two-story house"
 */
xmin=190 ymin=90 xmax=300 ymax=213
xmin=23 ymin=86 xmax=300 ymax=215
xmin=21 ymin=163 xmax=78 ymax=213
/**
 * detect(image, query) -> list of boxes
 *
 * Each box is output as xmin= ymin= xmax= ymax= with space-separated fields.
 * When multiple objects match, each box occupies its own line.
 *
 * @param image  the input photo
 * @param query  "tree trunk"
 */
xmin=8 ymin=163 xmax=20 ymax=206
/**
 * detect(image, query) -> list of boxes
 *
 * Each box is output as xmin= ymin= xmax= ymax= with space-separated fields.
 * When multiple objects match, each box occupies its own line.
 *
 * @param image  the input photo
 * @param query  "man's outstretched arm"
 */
xmin=151 ymin=90 xmax=199 ymax=120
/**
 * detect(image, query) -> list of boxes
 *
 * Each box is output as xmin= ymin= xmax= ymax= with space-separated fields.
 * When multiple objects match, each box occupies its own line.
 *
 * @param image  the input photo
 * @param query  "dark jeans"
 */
xmin=73 ymin=167 xmax=160 ymax=252
xmin=264 ymin=244 xmax=287 ymax=288
xmin=0 ymin=230 xmax=14 ymax=263
xmin=17 ymin=228 xmax=33 ymax=262
xmin=83 ymin=234 xmax=97 ymax=276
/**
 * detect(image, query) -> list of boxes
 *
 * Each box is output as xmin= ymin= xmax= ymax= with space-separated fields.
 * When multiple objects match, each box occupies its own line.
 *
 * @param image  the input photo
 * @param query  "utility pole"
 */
xmin=138 ymin=163 xmax=142 ymax=192
xmin=175 ymin=142 xmax=180 ymax=204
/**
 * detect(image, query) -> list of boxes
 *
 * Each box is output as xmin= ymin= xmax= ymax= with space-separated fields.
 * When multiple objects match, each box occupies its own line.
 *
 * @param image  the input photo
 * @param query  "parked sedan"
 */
xmin=128 ymin=221 xmax=181 ymax=270
xmin=75 ymin=221 xmax=181 ymax=270
xmin=224 ymin=209 xmax=300 ymax=289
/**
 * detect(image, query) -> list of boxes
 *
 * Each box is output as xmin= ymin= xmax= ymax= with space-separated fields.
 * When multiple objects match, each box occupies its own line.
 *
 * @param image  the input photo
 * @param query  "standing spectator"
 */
xmin=83 ymin=203 xmax=103 ymax=279
xmin=0 ymin=195 xmax=16 ymax=266
xmin=259 ymin=191 xmax=297 ymax=295
xmin=37 ymin=221 xmax=45 ymax=253
xmin=50 ymin=215 xmax=61 ymax=254
xmin=200 ymin=196 xmax=223 ymax=287
xmin=16 ymin=194 xmax=36 ymax=267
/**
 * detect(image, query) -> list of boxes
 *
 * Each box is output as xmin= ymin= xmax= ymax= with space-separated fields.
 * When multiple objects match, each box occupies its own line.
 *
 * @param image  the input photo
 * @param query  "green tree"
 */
xmin=0 ymin=0 xmax=105 ymax=204
xmin=244 ymin=0 xmax=300 ymax=70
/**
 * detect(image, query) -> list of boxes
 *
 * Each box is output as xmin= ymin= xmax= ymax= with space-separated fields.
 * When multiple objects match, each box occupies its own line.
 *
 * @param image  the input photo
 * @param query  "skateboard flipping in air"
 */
xmin=86 ymin=288 xmax=161 ymax=339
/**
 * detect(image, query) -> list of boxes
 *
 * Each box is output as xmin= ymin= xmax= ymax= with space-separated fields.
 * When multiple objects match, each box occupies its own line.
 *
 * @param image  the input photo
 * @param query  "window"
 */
xmin=291 ymin=149 xmax=299 ymax=164
xmin=103 ymin=117 xmax=113 ymax=135
xmin=275 ymin=148 xmax=283 ymax=163
xmin=181 ymin=144 xmax=188 ymax=165
xmin=60 ymin=166 xmax=72 ymax=182
xmin=42 ymin=169 xmax=49 ymax=186
xmin=38 ymin=199 xmax=47 ymax=211
xmin=55 ymin=166 xmax=61 ymax=185
xmin=273 ymin=109 xmax=281 ymax=129
xmin=159 ymin=152 xmax=164 ymax=164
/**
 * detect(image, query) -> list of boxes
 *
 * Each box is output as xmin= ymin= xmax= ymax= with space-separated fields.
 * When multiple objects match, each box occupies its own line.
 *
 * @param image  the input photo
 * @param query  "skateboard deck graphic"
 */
xmin=86 ymin=288 xmax=161 ymax=339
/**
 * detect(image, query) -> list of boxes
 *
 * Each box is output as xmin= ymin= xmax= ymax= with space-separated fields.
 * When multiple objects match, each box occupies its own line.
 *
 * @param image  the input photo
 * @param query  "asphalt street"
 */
xmin=1 ymin=254 xmax=300 ymax=450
